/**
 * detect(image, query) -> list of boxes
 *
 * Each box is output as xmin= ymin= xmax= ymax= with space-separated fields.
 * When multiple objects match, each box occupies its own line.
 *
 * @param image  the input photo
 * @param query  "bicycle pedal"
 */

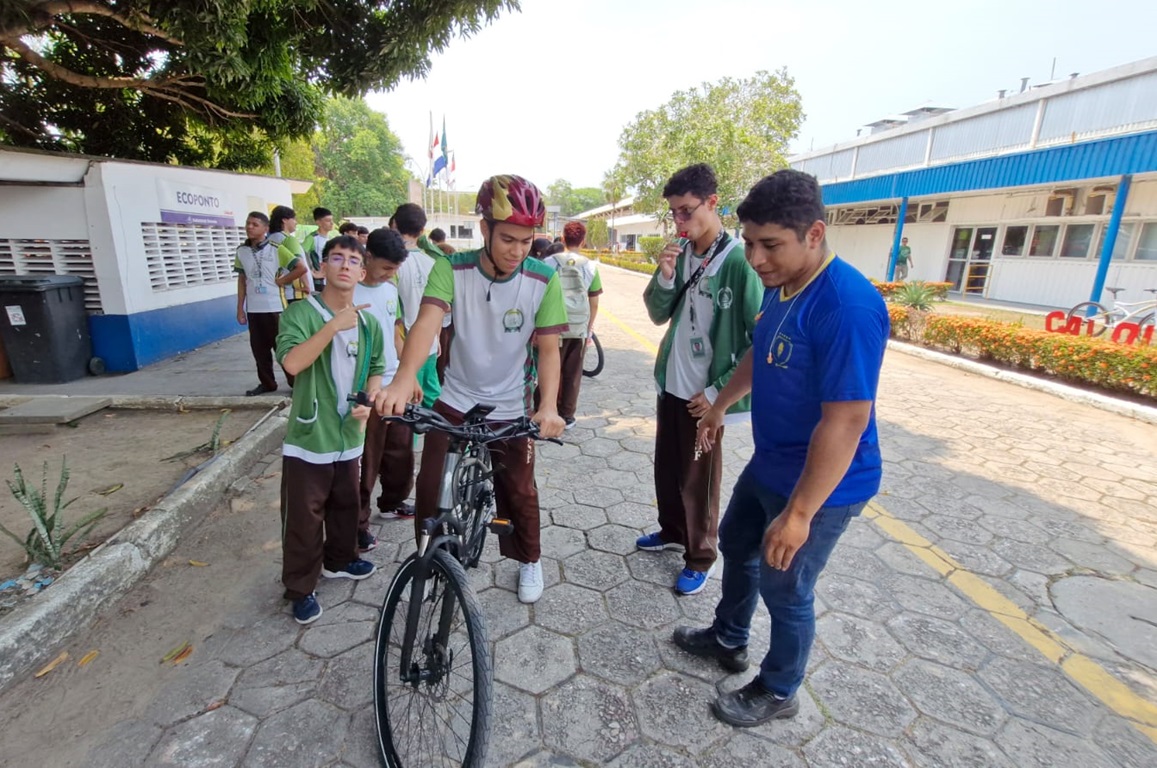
xmin=488 ymin=519 xmax=514 ymax=536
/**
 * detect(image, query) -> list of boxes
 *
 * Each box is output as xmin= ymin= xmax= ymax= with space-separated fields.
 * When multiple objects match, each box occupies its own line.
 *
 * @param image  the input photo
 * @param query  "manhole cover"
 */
xmin=1050 ymin=575 xmax=1157 ymax=669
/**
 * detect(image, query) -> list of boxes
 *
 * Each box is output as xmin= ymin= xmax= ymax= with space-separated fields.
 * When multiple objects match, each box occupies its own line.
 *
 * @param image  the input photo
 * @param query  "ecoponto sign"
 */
xmin=156 ymin=178 xmax=237 ymax=227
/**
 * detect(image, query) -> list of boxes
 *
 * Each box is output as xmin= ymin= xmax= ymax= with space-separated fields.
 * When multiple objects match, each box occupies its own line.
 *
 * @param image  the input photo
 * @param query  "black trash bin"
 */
xmin=0 ymin=275 xmax=93 ymax=383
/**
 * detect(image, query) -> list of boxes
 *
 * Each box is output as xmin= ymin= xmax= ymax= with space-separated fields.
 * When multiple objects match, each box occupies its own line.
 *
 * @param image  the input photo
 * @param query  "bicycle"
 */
xmin=1066 ymin=286 xmax=1157 ymax=337
xmin=368 ymin=401 xmax=559 ymax=768
xmin=582 ymin=331 xmax=604 ymax=378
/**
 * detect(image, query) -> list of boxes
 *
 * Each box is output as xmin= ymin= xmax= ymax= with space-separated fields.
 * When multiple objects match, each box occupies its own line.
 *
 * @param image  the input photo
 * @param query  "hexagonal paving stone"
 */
xmin=509 ymin=750 xmax=586 ymax=766
xmin=243 ymin=699 xmax=349 ymax=768
xmin=893 ymin=659 xmax=1006 ymax=736
xmin=1092 ymin=711 xmax=1157 ymax=767
xmin=958 ymin=610 xmax=1040 ymax=663
xmin=587 ymin=524 xmax=644 ymax=555
xmin=533 ymin=583 xmax=609 ymax=636
xmin=935 ymin=540 xmax=1015 ymax=578
xmin=837 ymin=518 xmax=887 ymax=550
xmin=340 ymin=707 xmax=384 ymax=768
xmin=317 ymin=643 xmax=374 ymax=710
xmin=538 ymin=525 xmax=588 ymax=560
xmin=624 ymin=549 xmax=683 ymax=587
xmin=874 ymin=541 xmax=938 ymax=579
xmin=884 ymin=613 xmax=987 ymax=670
xmin=606 ymin=501 xmax=659 ymax=529
xmin=573 ymin=484 xmax=623 ymax=507
xmin=606 ymin=743 xmax=696 ymax=768
xmin=700 ymin=733 xmax=805 ymax=768
xmin=713 ymin=677 xmax=826 ymax=748
xmin=606 ymin=580 xmax=681 ymax=630
xmin=921 ymin=514 xmax=995 ymax=545
xmin=486 ymin=682 xmax=543 ymax=768
xmin=298 ymin=606 xmax=376 ymax=658
xmin=801 ymin=726 xmax=911 ymax=767
xmin=148 ymin=659 xmax=241 ymax=728
xmin=577 ymin=621 xmax=663 ymax=686
xmin=147 ymin=706 xmax=256 ymax=767
xmin=550 ymin=503 xmax=608 ymax=531
xmin=905 ymin=717 xmax=1016 ymax=768
xmin=816 ymin=612 xmax=906 ymax=672
xmin=1049 ymin=537 xmax=1136 ymax=575
xmin=563 ymin=549 xmax=630 ymax=592
xmin=541 ymin=674 xmax=638 ymax=763
xmin=824 ymin=547 xmax=895 ymax=584
xmin=577 ymin=437 xmax=623 ymax=458
xmin=85 ymin=719 xmax=163 ymax=768
xmin=989 ymin=537 xmax=1072 ymax=575
xmin=815 ymin=573 xmax=896 ymax=620
xmin=494 ymin=626 xmax=577 ymax=694
xmin=886 ymin=573 xmax=970 ymax=620
xmin=808 ymin=660 xmax=917 ymax=738
xmin=995 ymin=718 xmax=1118 ymax=768
xmin=231 ymin=648 xmax=324 ymax=717
xmin=212 ymin=616 xmax=299 ymax=667
xmin=979 ymin=657 xmax=1101 ymax=736
xmin=978 ymin=514 xmax=1055 ymax=545
xmin=476 ymin=585 xmax=531 ymax=640
xmin=633 ymin=672 xmax=730 ymax=754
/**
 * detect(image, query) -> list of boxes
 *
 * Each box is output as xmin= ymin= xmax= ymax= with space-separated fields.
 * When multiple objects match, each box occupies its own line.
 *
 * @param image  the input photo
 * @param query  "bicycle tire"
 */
xmin=1139 ymin=312 xmax=1155 ymax=328
xmin=582 ymin=332 xmax=605 ymax=378
xmin=1065 ymin=302 xmax=1112 ymax=337
xmin=455 ymin=448 xmax=493 ymax=569
xmin=374 ymin=550 xmax=492 ymax=768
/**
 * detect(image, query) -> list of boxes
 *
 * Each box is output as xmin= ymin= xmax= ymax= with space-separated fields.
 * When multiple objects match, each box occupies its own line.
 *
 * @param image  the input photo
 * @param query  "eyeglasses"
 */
xmin=669 ymin=201 xmax=704 ymax=222
xmin=326 ymin=254 xmax=363 ymax=268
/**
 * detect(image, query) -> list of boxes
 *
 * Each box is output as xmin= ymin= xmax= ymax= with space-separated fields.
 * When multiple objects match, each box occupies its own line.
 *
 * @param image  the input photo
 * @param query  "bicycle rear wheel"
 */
xmin=1065 ymin=302 xmax=1112 ymax=337
xmin=582 ymin=332 xmax=605 ymax=378
xmin=374 ymin=550 xmax=492 ymax=768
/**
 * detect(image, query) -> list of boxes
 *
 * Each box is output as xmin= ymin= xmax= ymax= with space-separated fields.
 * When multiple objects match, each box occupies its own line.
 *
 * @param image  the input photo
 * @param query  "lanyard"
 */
xmin=680 ymin=230 xmax=728 ymax=330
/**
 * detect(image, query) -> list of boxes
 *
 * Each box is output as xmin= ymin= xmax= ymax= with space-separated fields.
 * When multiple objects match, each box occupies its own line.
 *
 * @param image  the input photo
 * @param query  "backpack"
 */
xmin=552 ymin=253 xmax=591 ymax=338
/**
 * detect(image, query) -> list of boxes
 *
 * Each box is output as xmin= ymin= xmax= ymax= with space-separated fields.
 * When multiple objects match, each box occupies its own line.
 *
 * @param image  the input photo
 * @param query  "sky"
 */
xmin=365 ymin=0 xmax=1157 ymax=193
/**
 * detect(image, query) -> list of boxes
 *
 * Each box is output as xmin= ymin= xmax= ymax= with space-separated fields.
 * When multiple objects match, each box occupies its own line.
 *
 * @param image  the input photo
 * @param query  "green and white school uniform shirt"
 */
xmin=354 ymin=281 xmax=401 ymax=384
xmin=422 ymin=250 xmax=568 ymax=420
xmin=234 ymin=239 xmax=300 ymax=313
xmin=276 ymin=297 xmax=385 ymax=464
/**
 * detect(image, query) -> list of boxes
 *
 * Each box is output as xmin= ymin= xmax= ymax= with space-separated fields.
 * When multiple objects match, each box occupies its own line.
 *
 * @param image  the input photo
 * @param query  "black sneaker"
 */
xmin=672 ymin=626 xmax=749 ymax=672
xmin=245 ymin=384 xmax=277 ymax=396
xmin=357 ymin=530 xmax=378 ymax=552
xmin=380 ymin=503 xmax=415 ymax=519
xmin=711 ymin=679 xmax=799 ymax=727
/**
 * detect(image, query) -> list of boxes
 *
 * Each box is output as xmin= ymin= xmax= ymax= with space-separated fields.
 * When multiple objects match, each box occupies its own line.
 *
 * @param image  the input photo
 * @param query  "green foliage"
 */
xmin=892 ymin=282 xmax=937 ymax=312
xmin=611 ymin=69 xmax=804 ymax=222
xmin=313 ymin=98 xmax=409 ymax=217
xmin=639 ymin=236 xmax=666 ymax=264
xmin=600 ymin=256 xmax=657 ymax=276
xmin=546 ymin=180 xmax=607 ymax=217
xmin=0 ymin=460 xmax=107 ymax=570
xmin=586 ymin=219 xmax=610 ymax=249
xmin=0 ymin=1 xmax=517 ymax=169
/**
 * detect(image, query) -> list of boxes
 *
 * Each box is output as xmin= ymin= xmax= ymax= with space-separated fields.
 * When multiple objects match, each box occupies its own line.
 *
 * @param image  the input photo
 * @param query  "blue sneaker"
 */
xmin=321 ymin=559 xmax=377 ymax=580
xmin=636 ymin=531 xmax=684 ymax=552
xmin=292 ymin=593 xmax=323 ymax=624
xmin=675 ymin=564 xmax=716 ymax=596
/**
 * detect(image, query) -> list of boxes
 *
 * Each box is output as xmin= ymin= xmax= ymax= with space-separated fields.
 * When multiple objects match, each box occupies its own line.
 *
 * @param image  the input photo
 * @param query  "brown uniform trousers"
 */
xmin=414 ymin=400 xmax=541 ymax=564
xmin=247 ymin=311 xmax=293 ymax=390
xmin=532 ymin=336 xmax=586 ymax=421
xmin=653 ymin=393 xmax=725 ymax=572
xmin=281 ymin=456 xmax=360 ymax=600
xmin=358 ymin=414 xmax=415 ymax=530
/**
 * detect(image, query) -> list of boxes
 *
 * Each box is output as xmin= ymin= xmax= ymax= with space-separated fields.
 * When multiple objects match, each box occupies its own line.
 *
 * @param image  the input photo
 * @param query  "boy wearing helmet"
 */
xmin=376 ymin=175 xmax=567 ymax=604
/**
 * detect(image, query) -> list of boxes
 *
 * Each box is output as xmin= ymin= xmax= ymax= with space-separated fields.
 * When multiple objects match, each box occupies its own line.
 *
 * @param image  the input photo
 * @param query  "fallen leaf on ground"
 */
xmin=35 ymin=651 xmax=69 ymax=678
xmin=188 ymin=560 xmax=210 ymax=567
xmin=204 ymin=699 xmax=226 ymax=712
xmin=161 ymin=642 xmax=191 ymax=663
xmin=171 ymin=646 xmax=194 ymax=664
xmin=95 ymin=483 xmax=124 ymax=496
xmin=78 ymin=650 xmax=100 ymax=667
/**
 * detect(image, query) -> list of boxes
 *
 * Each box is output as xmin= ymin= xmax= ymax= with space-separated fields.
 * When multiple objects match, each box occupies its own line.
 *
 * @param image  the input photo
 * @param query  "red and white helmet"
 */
xmin=475 ymin=175 xmax=545 ymax=227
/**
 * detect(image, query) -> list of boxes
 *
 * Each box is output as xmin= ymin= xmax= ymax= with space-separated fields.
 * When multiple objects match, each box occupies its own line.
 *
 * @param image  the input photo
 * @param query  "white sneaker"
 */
xmin=518 ymin=560 xmax=544 ymax=604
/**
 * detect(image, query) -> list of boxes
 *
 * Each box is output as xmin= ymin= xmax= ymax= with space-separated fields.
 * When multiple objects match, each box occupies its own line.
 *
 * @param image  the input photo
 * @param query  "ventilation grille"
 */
xmin=141 ymin=222 xmax=244 ymax=291
xmin=0 ymin=238 xmax=102 ymax=312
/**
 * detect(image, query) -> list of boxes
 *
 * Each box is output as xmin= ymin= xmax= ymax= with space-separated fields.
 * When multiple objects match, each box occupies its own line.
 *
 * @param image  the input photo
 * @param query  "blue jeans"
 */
xmin=712 ymin=465 xmax=864 ymax=697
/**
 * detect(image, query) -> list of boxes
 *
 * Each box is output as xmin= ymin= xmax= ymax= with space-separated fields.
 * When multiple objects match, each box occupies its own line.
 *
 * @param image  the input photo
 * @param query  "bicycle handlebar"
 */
xmin=347 ymin=396 xmax=562 ymax=445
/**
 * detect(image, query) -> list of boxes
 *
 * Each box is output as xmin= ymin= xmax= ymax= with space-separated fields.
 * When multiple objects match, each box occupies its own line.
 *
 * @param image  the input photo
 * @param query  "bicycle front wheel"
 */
xmin=455 ymin=450 xmax=493 ymax=569
xmin=1066 ymin=302 xmax=1112 ymax=337
xmin=374 ymin=550 xmax=492 ymax=768
xmin=582 ymin=332 xmax=605 ymax=378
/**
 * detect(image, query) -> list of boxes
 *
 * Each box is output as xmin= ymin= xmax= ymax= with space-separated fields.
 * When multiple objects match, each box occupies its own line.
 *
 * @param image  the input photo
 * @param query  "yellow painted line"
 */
xmin=600 ymin=308 xmax=659 ymax=356
xmin=606 ymin=304 xmax=1157 ymax=742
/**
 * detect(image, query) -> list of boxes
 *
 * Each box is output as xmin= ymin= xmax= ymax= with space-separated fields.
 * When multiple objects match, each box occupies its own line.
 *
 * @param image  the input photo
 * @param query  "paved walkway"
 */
xmin=0 ymin=266 xmax=1155 ymax=767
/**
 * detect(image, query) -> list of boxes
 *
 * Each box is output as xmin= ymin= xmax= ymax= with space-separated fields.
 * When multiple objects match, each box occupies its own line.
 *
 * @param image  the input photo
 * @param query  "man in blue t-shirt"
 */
xmin=675 ymin=169 xmax=890 ymax=728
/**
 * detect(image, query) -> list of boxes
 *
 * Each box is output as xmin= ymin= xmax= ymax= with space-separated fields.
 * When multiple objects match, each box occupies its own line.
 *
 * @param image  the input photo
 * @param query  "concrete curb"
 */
xmin=0 ymin=394 xmax=289 ymax=411
xmin=888 ymin=340 xmax=1157 ymax=426
xmin=0 ymin=409 xmax=288 ymax=692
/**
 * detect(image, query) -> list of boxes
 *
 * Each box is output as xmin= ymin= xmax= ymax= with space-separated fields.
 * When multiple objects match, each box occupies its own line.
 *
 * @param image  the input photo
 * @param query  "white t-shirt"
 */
xmin=354 ymin=281 xmax=400 ymax=384
xmin=396 ymin=248 xmax=441 ymax=356
xmin=663 ymin=250 xmax=717 ymax=401
xmin=234 ymin=241 xmax=290 ymax=314
xmin=423 ymin=252 xmax=569 ymax=420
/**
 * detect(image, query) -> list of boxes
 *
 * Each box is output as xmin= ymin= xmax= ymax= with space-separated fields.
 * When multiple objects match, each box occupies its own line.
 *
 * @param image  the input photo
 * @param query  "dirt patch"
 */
xmin=0 ymin=408 xmax=264 ymax=585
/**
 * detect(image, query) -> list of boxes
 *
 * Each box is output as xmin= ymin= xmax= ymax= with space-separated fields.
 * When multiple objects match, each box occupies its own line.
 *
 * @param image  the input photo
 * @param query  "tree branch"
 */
xmin=28 ymin=1 xmax=184 ymax=46
xmin=6 ymin=37 xmax=156 ymax=88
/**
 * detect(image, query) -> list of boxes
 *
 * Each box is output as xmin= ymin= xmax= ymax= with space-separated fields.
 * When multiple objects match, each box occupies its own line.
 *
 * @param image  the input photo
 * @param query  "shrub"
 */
xmin=892 ymin=282 xmax=937 ymax=311
xmin=0 ymin=459 xmax=107 ymax=570
xmin=873 ymin=280 xmax=951 ymax=300
xmin=599 ymin=256 xmax=657 ymax=276
xmin=639 ymin=236 xmax=666 ymax=264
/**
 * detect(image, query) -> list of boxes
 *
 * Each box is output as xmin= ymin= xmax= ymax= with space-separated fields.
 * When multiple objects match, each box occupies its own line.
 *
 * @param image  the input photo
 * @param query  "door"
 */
xmin=964 ymin=227 xmax=997 ymax=295
xmin=945 ymin=228 xmax=972 ymax=291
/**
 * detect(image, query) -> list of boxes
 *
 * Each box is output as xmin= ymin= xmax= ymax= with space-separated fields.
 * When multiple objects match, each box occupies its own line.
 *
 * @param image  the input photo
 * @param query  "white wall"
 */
xmin=988 ymin=259 xmax=1157 ymax=307
xmin=0 ymin=187 xmax=88 ymax=239
xmin=94 ymin=162 xmax=295 ymax=314
xmin=826 ymin=222 xmax=950 ymax=282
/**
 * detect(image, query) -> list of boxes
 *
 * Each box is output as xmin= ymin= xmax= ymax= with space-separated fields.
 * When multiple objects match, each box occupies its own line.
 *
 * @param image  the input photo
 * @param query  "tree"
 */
xmin=586 ymin=219 xmax=609 ymax=250
xmin=610 ymin=69 xmax=803 ymax=222
xmin=312 ymin=97 xmax=409 ymax=218
xmin=545 ymin=179 xmax=606 ymax=217
xmin=0 ymin=1 xmax=517 ymax=168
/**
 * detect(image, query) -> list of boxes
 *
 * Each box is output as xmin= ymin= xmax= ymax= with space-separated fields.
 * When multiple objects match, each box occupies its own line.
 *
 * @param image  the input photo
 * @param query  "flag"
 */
xmin=440 ymin=116 xmax=448 ymax=165
xmin=427 ymin=112 xmax=435 ymax=160
xmin=432 ymin=154 xmax=447 ymax=179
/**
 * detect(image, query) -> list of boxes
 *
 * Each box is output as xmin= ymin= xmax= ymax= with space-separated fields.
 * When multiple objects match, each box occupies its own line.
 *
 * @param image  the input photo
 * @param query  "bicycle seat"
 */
xmin=1105 ymin=286 xmax=1124 ymax=297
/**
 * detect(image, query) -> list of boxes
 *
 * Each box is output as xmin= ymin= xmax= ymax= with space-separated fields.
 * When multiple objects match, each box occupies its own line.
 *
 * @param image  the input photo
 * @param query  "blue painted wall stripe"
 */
xmin=820 ymin=130 xmax=1157 ymax=205
xmin=90 ymin=294 xmax=241 ymax=372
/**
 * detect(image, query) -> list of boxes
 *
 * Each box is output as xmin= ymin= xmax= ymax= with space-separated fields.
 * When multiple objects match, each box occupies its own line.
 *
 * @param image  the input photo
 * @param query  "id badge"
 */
xmin=255 ymin=282 xmax=268 ymax=295
xmin=690 ymin=336 xmax=706 ymax=359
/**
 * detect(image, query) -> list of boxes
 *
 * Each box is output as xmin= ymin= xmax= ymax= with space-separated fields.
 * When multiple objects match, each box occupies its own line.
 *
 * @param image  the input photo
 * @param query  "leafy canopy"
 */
xmin=0 ymin=1 xmax=518 ymax=168
xmin=609 ymin=69 xmax=803 ymax=222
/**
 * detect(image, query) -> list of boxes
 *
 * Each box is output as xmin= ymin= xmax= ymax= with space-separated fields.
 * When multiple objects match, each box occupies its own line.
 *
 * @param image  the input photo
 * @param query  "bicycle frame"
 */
xmin=1106 ymin=299 xmax=1157 ymax=324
